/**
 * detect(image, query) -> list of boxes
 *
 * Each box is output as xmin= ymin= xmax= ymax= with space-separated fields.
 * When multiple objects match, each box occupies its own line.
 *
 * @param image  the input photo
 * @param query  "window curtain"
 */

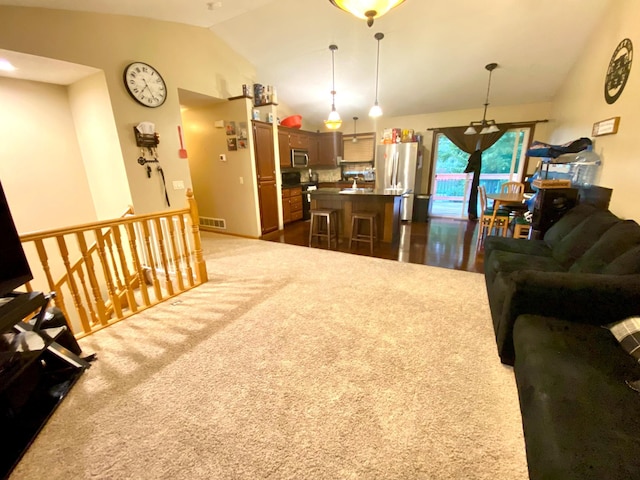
xmin=438 ymin=123 xmax=516 ymax=220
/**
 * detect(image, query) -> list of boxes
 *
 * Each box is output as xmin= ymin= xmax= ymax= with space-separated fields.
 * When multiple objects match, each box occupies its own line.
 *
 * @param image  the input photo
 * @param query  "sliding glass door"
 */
xmin=430 ymin=127 xmax=530 ymax=219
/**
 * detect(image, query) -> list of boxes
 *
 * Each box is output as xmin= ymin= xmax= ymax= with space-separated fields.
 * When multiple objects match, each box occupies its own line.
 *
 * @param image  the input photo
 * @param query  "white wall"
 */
xmin=0 ymin=77 xmax=97 ymax=232
xmin=68 ymin=72 xmax=132 ymax=219
xmin=549 ymin=0 xmax=639 ymax=221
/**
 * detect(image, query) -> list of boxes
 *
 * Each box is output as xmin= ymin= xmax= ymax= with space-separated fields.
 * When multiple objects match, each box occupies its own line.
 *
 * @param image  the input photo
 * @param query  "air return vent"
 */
xmin=199 ymin=217 xmax=226 ymax=229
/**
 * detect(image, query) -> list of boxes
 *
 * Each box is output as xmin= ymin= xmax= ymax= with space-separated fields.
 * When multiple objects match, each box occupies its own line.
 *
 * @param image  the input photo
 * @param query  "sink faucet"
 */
xmin=352 ymin=178 xmax=357 ymax=188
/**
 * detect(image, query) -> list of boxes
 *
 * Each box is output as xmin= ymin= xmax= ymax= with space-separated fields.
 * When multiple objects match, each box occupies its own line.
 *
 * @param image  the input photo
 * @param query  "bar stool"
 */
xmin=309 ymin=209 xmax=338 ymax=249
xmin=349 ymin=211 xmax=377 ymax=255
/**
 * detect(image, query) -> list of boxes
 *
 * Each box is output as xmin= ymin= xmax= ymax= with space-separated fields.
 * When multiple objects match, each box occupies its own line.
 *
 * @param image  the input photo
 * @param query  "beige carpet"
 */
xmin=11 ymin=232 xmax=527 ymax=479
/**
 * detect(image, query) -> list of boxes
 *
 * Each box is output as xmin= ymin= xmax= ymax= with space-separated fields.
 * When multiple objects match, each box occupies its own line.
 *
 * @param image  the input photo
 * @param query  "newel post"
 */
xmin=186 ymin=189 xmax=208 ymax=282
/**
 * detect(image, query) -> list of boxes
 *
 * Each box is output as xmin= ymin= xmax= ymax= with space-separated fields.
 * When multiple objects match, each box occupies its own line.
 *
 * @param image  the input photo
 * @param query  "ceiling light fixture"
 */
xmin=352 ymin=116 xmax=359 ymax=142
xmin=329 ymin=0 xmax=406 ymax=27
xmin=369 ymin=32 xmax=384 ymax=118
xmin=324 ymin=44 xmax=342 ymax=130
xmin=464 ymin=62 xmax=501 ymax=135
xmin=0 ymin=59 xmax=17 ymax=72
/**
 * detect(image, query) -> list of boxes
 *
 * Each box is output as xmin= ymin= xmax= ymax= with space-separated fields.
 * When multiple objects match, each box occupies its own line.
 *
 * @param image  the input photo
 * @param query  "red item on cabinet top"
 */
xmin=281 ymin=115 xmax=302 ymax=129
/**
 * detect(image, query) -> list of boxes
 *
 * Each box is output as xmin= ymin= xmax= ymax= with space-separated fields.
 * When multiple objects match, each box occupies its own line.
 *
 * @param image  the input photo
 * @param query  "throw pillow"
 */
xmin=608 ymin=317 xmax=640 ymax=361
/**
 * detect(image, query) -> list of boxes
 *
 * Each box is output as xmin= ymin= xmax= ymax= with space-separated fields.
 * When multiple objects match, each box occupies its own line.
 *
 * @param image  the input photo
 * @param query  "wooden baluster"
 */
xmin=141 ymin=219 xmax=163 ymax=301
xmin=186 ymin=189 xmax=208 ymax=283
xmin=56 ymin=235 xmax=91 ymax=334
xmin=178 ymin=214 xmax=195 ymax=287
xmin=111 ymin=225 xmax=138 ymax=313
xmin=94 ymin=228 xmax=123 ymax=319
xmin=153 ymin=217 xmax=174 ymax=296
xmin=76 ymin=232 xmax=108 ymax=326
xmin=125 ymin=221 xmax=151 ymax=307
xmin=34 ymin=238 xmax=70 ymax=322
xmin=167 ymin=215 xmax=185 ymax=292
xmin=75 ymin=264 xmax=99 ymax=326
xmin=105 ymin=230 xmax=125 ymax=293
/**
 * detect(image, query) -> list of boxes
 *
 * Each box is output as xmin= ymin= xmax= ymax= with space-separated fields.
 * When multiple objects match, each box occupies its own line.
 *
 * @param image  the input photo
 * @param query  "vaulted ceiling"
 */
xmin=0 ymin=0 xmax=612 ymax=125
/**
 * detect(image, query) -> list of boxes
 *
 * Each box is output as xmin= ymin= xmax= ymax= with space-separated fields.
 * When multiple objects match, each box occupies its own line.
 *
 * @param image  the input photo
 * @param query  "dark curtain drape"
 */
xmin=438 ymin=123 xmax=517 ymax=219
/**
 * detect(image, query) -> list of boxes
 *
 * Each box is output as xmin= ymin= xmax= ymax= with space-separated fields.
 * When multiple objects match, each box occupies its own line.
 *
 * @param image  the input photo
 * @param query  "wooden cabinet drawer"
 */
xmin=290 ymin=210 xmax=303 ymax=221
xmin=289 ymin=187 xmax=302 ymax=197
xmin=290 ymin=195 xmax=303 ymax=212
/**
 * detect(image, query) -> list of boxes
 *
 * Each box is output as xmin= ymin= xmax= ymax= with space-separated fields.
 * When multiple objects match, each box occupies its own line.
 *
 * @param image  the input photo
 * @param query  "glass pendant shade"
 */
xmin=324 ymin=108 xmax=342 ymax=130
xmin=464 ymin=125 xmax=477 ymax=135
xmin=369 ymin=103 xmax=382 ymax=118
xmin=329 ymin=0 xmax=406 ymax=26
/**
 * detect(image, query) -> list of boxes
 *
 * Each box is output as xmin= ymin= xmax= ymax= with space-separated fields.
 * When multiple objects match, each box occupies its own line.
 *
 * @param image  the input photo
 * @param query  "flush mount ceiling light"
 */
xmin=324 ymin=44 xmax=342 ymax=130
xmin=369 ymin=32 xmax=384 ymax=118
xmin=464 ymin=62 xmax=501 ymax=135
xmin=329 ymin=0 xmax=406 ymax=27
xmin=352 ymin=116 xmax=359 ymax=142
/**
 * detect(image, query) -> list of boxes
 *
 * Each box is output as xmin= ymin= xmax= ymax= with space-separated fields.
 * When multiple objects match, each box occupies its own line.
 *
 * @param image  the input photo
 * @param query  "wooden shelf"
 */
xmin=227 ymin=95 xmax=253 ymax=101
xmin=254 ymin=102 xmax=278 ymax=107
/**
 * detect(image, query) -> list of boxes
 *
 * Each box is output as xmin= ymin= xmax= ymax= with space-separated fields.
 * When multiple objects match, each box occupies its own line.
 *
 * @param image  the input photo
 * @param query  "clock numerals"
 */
xmin=123 ymin=62 xmax=167 ymax=108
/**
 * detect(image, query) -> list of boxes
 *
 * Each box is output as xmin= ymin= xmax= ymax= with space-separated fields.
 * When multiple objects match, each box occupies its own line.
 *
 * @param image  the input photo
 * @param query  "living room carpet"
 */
xmin=10 ymin=232 xmax=527 ymax=479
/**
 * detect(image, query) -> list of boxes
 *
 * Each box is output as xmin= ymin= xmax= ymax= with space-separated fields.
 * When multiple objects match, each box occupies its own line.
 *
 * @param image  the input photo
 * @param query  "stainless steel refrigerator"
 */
xmin=375 ymin=142 xmax=422 ymax=221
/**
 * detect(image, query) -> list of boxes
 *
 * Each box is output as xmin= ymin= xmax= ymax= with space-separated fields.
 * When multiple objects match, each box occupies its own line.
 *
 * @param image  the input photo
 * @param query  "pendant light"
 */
xmin=329 ymin=0 xmax=406 ymax=27
xmin=369 ymin=32 xmax=384 ymax=118
xmin=352 ymin=116 xmax=359 ymax=142
xmin=464 ymin=63 xmax=501 ymax=135
xmin=324 ymin=44 xmax=342 ymax=130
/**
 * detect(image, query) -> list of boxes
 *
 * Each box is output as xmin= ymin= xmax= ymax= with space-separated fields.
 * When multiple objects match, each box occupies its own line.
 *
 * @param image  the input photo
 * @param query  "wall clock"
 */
xmin=123 ymin=62 xmax=167 ymax=108
xmin=604 ymin=38 xmax=633 ymax=105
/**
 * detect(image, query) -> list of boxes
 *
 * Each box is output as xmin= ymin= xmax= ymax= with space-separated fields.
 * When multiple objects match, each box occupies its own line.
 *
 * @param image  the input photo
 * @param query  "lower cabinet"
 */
xmin=282 ymin=186 xmax=303 ymax=224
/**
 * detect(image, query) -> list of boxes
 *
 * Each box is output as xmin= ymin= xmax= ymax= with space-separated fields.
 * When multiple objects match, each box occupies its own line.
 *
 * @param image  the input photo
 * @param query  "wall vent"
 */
xmin=199 ymin=216 xmax=227 ymax=229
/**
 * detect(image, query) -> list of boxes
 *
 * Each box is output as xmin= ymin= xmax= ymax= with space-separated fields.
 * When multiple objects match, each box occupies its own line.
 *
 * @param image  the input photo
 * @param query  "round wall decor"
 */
xmin=604 ymin=38 xmax=633 ymax=105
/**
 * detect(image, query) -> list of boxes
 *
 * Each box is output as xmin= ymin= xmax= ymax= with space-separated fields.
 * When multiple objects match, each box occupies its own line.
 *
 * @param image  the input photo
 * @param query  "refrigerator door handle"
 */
xmin=392 ymin=151 xmax=399 ymax=188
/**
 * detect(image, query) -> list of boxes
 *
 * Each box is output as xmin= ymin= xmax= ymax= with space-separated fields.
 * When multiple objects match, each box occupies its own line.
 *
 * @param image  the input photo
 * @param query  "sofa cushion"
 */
xmin=550 ymin=210 xmax=620 ymax=268
xmin=513 ymin=314 xmax=640 ymax=480
xmin=543 ymin=203 xmax=598 ymax=247
xmin=608 ymin=316 xmax=640 ymax=361
xmin=485 ymin=250 xmax=565 ymax=280
xmin=604 ymin=245 xmax=640 ymax=274
xmin=569 ymin=220 xmax=640 ymax=273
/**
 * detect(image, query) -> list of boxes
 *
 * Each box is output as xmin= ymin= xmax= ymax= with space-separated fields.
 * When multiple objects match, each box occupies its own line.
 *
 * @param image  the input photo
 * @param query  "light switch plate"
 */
xmin=172 ymin=180 xmax=185 ymax=190
xmin=219 ymin=154 xmax=227 ymax=161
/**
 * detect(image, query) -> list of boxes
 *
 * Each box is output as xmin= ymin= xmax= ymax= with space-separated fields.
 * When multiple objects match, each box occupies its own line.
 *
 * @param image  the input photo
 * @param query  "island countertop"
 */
xmin=309 ymin=187 xmax=405 ymax=197
xmin=309 ymin=188 xmax=402 ymax=243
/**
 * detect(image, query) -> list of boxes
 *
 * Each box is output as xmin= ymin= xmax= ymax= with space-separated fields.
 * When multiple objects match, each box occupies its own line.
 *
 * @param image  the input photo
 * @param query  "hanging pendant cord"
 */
xmin=331 ymin=46 xmax=336 ymax=108
xmin=374 ymin=38 xmax=381 ymax=103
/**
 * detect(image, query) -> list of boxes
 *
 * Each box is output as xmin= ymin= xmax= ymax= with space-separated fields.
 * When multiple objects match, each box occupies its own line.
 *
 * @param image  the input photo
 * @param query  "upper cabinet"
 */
xmin=277 ymin=129 xmax=291 ymax=168
xmin=314 ymin=132 xmax=343 ymax=167
xmin=288 ymin=130 xmax=309 ymax=150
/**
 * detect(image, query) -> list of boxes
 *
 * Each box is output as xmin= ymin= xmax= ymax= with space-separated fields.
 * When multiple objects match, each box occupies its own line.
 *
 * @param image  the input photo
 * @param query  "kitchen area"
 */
xmin=278 ymin=124 xmax=427 ymax=246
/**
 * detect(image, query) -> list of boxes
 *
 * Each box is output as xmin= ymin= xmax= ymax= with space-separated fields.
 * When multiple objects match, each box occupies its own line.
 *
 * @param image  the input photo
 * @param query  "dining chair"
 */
xmin=477 ymin=185 xmax=509 ymax=245
xmin=500 ymin=181 xmax=525 ymax=195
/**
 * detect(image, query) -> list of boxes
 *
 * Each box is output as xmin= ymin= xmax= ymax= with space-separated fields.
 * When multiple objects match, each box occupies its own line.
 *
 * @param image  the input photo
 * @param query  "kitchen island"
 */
xmin=308 ymin=188 xmax=402 ymax=244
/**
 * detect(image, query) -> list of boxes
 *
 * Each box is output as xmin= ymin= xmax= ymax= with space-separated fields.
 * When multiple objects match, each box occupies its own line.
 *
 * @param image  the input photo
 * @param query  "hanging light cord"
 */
xmin=331 ymin=46 xmax=337 ymax=108
xmin=374 ymin=36 xmax=381 ymax=103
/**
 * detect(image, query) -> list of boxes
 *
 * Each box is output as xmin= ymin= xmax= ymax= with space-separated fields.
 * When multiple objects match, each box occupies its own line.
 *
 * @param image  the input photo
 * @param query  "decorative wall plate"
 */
xmin=604 ymin=38 xmax=633 ymax=105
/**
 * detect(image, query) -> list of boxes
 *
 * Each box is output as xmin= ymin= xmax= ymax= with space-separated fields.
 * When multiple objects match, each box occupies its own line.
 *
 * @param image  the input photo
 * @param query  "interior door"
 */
xmin=253 ymin=121 xmax=279 ymax=234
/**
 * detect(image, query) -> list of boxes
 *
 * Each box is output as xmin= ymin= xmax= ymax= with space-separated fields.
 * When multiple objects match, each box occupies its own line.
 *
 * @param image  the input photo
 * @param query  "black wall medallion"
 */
xmin=604 ymin=38 xmax=633 ymax=104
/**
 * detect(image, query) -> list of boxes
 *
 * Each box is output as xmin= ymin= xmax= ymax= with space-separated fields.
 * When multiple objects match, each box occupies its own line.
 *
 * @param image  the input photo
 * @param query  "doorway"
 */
xmin=429 ymin=127 xmax=530 ymax=219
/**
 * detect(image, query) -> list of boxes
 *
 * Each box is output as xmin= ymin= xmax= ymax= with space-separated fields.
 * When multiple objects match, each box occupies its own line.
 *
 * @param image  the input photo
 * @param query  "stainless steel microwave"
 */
xmin=291 ymin=149 xmax=309 ymax=167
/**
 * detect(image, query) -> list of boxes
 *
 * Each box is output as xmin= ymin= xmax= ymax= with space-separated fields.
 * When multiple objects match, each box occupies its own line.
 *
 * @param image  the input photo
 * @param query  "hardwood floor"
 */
xmin=261 ymin=217 xmax=485 ymax=273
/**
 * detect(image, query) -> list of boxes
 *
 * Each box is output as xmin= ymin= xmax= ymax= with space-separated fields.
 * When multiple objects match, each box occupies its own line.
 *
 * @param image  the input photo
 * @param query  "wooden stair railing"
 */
xmin=20 ymin=190 xmax=207 ymax=339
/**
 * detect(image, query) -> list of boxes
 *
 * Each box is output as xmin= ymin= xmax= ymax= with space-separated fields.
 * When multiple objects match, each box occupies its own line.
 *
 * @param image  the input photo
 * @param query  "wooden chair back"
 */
xmin=500 ymin=182 xmax=525 ymax=195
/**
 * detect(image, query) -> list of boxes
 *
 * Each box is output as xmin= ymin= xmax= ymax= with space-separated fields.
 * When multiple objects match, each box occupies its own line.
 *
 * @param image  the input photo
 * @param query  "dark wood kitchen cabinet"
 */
xmin=307 ymin=133 xmax=319 ymax=167
xmin=281 ymin=186 xmax=302 ymax=224
xmin=253 ymin=121 xmax=279 ymax=234
xmin=313 ymin=131 xmax=343 ymax=167
xmin=289 ymin=130 xmax=309 ymax=150
xmin=278 ymin=129 xmax=291 ymax=168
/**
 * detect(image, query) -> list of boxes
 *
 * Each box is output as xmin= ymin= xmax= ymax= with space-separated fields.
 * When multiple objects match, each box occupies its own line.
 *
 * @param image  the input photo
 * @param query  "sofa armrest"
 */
xmin=494 ymin=272 xmax=640 ymax=364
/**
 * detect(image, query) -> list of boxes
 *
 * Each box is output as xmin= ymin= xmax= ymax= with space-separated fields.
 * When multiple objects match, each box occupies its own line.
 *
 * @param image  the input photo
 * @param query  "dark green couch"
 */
xmin=483 ymin=203 xmax=640 ymax=479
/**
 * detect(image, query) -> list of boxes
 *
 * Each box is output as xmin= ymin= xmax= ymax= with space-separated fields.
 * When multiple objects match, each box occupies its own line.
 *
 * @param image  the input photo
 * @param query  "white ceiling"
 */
xmin=0 ymin=0 xmax=613 ymax=126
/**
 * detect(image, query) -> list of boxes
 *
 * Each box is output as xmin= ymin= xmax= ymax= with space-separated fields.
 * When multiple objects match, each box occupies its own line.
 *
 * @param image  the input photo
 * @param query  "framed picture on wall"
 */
xmin=227 ymin=137 xmax=238 ymax=151
xmin=225 ymin=121 xmax=236 ymax=136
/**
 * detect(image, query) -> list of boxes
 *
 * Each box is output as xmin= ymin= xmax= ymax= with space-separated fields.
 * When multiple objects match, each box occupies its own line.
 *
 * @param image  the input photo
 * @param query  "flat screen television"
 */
xmin=0 ymin=180 xmax=33 ymax=297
